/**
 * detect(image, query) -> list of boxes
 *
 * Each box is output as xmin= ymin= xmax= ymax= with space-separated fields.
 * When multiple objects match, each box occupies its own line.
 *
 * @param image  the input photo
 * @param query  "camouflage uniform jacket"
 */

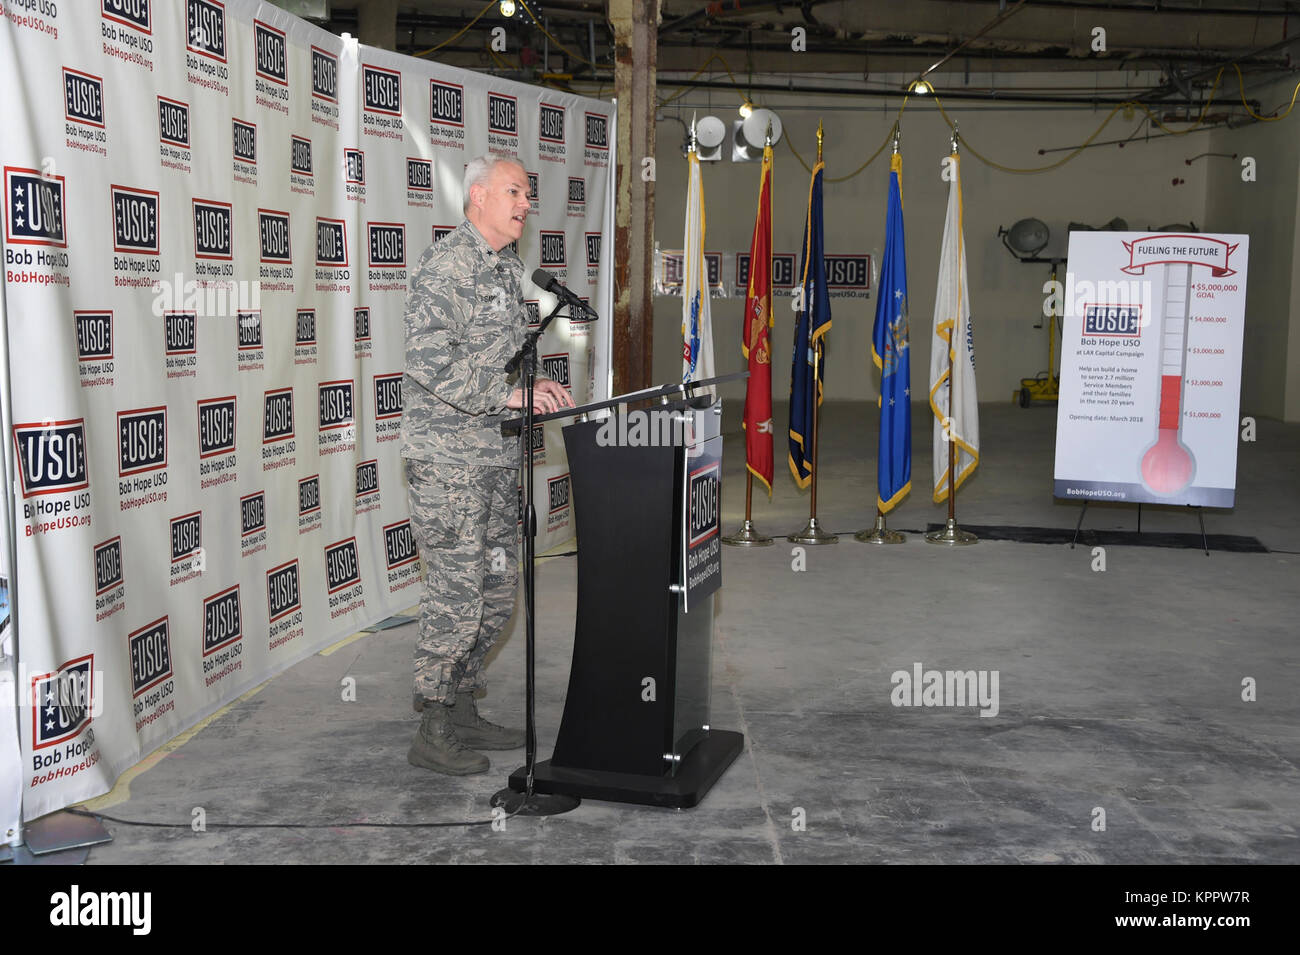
xmin=402 ymin=219 xmax=546 ymax=468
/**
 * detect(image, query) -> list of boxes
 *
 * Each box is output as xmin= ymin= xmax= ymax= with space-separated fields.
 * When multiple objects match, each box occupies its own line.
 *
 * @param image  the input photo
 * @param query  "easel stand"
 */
xmin=1071 ymin=499 xmax=1210 ymax=555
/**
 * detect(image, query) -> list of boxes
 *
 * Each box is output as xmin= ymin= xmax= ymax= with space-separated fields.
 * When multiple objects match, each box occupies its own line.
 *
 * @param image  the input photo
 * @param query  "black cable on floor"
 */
xmin=66 ymin=805 xmax=525 ymax=830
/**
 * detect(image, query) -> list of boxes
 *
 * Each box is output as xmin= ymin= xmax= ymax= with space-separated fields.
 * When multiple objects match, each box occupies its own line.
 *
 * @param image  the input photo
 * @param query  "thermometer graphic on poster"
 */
xmin=1140 ymin=262 xmax=1196 ymax=494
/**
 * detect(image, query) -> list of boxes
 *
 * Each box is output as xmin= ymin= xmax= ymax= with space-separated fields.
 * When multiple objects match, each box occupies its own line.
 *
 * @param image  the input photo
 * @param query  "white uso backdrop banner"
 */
xmin=0 ymin=0 xmax=614 ymax=824
xmin=1053 ymin=232 xmax=1247 ymax=507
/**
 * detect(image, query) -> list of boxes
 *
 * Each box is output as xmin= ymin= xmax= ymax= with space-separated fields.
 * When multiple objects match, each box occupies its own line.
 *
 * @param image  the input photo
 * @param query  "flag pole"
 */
xmin=791 ymin=120 xmax=837 ymax=545
xmin=725 ymin=122 xmax=774 ymax=547
xmin=858 ymin=125 xmax=906 ymax=545
xmin=927 ymin=126 xmax=978 ymax=546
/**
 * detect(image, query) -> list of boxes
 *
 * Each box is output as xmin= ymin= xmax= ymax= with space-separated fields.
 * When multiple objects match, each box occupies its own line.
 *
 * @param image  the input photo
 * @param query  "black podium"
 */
xmin=507 ymin=383 xmax=744 ymax=808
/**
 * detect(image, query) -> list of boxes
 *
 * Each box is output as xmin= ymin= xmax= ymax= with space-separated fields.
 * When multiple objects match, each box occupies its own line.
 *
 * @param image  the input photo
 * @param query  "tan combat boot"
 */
xmin=407 ymin=702 xmax=490 ymax=775
xmin=448 ymin=690 xmax=525 ymax=750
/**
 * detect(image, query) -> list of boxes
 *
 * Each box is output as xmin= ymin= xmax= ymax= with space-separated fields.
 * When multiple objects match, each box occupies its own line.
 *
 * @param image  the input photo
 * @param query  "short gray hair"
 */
xmin=462 ymin=154 xmax=523 ymax=214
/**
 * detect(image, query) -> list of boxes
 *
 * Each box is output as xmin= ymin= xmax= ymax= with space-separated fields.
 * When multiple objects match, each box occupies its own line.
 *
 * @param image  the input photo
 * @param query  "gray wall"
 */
xmin=1204 ymin=76 xmax=1300 ymax=422
xmin=648 ymin=74 xmax=1300 ymax=422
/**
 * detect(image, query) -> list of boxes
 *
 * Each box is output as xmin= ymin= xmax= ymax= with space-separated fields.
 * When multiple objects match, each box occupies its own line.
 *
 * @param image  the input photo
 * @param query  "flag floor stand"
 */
xmin=925 ymin=517 xmax=979 ymax=546
xmin=789 ymin=517 xmax=838 ymax=545
xmin=723 ymin=519 xmax=773 ymax=546
xmin=856 ymin=512 xmax=905 ymax=544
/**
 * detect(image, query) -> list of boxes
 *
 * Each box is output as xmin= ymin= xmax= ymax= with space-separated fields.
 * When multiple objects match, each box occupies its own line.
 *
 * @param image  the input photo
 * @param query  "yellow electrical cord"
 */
xmin=1234 ymin=63 xmax=1300 ymax=121
xmin=518 ymin=0 xmax=600 ymax=69
xmin=412 ymin=0 xmax=497 ymax=58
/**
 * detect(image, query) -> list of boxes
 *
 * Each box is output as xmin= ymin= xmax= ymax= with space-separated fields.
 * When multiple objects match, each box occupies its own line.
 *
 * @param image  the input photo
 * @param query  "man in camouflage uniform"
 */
xmin=402 ymin=156 xmax=573 ymax=775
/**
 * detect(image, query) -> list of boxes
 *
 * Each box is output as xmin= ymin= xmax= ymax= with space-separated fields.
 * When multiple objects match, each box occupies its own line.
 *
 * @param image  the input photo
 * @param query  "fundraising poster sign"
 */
xmin=1053 ymin=232 xmax=1248 ymax=507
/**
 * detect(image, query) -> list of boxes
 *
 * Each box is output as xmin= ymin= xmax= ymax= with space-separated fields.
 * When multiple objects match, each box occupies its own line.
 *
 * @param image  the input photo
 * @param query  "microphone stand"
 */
xmin=491 ymin=300 xmax=580 ymax=817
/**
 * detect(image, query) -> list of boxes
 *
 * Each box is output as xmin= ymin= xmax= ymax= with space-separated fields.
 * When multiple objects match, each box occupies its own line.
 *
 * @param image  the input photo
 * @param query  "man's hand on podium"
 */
xmin=507 ymin=379 xmax=575 ymax=415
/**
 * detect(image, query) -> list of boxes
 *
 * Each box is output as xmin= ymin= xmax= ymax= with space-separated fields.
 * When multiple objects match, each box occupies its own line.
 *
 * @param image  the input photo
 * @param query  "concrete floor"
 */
xmin=76 ymin=400 xmax=1299 ymax=864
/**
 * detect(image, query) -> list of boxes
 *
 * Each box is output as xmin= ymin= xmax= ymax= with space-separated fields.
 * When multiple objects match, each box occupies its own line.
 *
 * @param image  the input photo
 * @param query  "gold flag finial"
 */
xmin=816 ymin=119 xmax=823 ymax=161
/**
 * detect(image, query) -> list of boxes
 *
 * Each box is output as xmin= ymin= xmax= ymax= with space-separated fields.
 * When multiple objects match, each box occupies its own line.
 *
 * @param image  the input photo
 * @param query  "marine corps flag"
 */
xmin=788 ymin=155 xmax=831 ymax=488
xmin=929 ymin=151 xmax=980 ymax=500
xmin=742 ymin=142 xmax=775 ymax=493
xmin=873 ymin=152 xmax=911 ymax=512
xmin=682 ymin=148 xmax=716 ymax=390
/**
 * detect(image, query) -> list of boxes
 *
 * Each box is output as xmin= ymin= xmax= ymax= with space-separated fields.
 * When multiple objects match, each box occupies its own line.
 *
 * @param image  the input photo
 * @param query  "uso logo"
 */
xmin=240 ymin=490 xmax=266 ymax=537
xmin=356 ymin=460 xmax=379 ymax=499
xmin=315 ymin=217 xmax=347 ymax=266
xmin=187 ymin=0 xmax=227 ymax=62
xmin=688 ymin=462 xmax=721 ymax=547
xmin=5 ymin=169 xmax=66 ymax=247
xmin=1083 ymin=304 xmax=1143 ymax=337
xmin=94 ymin=537 xmax=123 ymax=595
xmin=524 ymin=301 xmax=540 ymax=328
xmin=585 ymin=233 xmax=601 ymax=267
xmin=158 ymin=96 xmax=190 ymax=148
xmin=567 ymin=177 xmax=585 ymax=206
xmin=254 ymin=20 xmax=287 ymax=85
xmin=585 ymin=112 xmax=609 ymax=150
xmin=233 ymin=119 xmax=257 ymax=163
xmin=129 ymin=617 xmax=172 ymax=697
xmin=363 ymin=65 xmax=401 ymax=115
xmin=202 ymin=585 xmax=242 ymax=655
xmin=13 ymin=421 xmax=88 ymax=498
xmin=298 ymin=474 xmax=320 ymax=516
xmin=311 ymin=45 xmax=337 ymax=102
xmin=291 ymin=136 xmax=313 ymax=176
xmin=542 ymin=353 xmax=570 ymax=391
xmin=117 ymin=407 xmax=167 ymax=477
xmin=824 ymin=254 xmax=870 ymax=289
xmin=238 ymin=310 xmax=262 ymax=350
xmin=197 ymin=396 xmax=236 ymax=458
xmin=383 ymin=520 xmax=419 ymax=570
xmin=265 ymin=559 xmax=301 ymax=622
xmin=432 ymin=225 xmax=454 ymax=244
xmin=325 ymin=538 xmax=361 ymax=593
xmin=193 ymin=199 xmax=232 ymax=260
xmin=530 ymin=424 xmax=544 ymax=457
xmin=406 ymin=158 xmax=432 ymax=192
xmin=263 ymin=388 xmax=294 ymax=442
xmin=76 ymin=311 xmax=113 ymax=362
xmin=345 ymin=149 xmax=365 ymax=184
xmin=374 ymin=373 xmax=402 ymax=420
xmin=354 ymin=307 xmax=371 ymax=342
xmin=103 ymin=0 xmax=151 ymax=32
xmin=540 ymin=231 xmax=566 ymax=268
xmin=539 ymin=103 xmax=565 ymax=143
xmin=63 ymin=69 xmax=104 ymax=128
xmin=548 ymin=474 xmax=570 ymax=514
xmin=368 ymin=222 xmax=405 ymax=267
xmin=319 ymin=380 xmax=354 ymax=431
xmin=112 ymin=185 xmax=159 ymax=254
xmin=31 ymin=655 xmax=95 ymax=750
xmin=169 ymin=511 xmax=201 ymax=564
xmin=527 ymin=171 xmax=540 ymax=202
xmin=258 ymin=209 xmax=291 ymax=262
xmin=429 ymin=80 xmax=463 ymax=126
xmin=487 ymin=93 xmax=517 ymax=135
xmin=164 ymin=311 xmax=196 ymax=356
xmin=295 ymin=309 xmax=316 ymax=346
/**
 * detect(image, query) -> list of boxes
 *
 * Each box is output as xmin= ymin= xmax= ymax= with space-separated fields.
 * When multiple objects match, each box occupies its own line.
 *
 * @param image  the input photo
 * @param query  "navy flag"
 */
xmin=873 ymin=152 xmax=911 ymax=512
xmin=788 ymin=157 xmax=831 ymax=488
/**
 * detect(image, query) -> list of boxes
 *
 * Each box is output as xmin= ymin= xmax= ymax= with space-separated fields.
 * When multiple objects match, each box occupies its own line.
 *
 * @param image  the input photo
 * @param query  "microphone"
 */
xmin=532 ymin=268 xmax=597 ymax=320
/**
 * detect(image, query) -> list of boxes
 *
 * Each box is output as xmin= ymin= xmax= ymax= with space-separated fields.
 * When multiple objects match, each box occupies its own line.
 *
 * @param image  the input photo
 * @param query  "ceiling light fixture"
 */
xmin=909 ymin=80 xmax=933 ymax=95
xmin=499 ymin=0 xmax=516 ymax=17
xmin=738 ymin=99 xmax=754 ymax=118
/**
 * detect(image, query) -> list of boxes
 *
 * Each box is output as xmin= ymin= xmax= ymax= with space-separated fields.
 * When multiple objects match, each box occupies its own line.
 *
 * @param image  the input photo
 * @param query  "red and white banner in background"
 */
xmin=0 ymin=0 xmax=614 ymax=825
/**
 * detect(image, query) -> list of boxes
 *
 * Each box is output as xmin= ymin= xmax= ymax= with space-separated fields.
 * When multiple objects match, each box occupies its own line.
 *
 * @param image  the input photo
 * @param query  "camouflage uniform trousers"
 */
xmin=405 ymin=459 xmax=520 ymax=705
